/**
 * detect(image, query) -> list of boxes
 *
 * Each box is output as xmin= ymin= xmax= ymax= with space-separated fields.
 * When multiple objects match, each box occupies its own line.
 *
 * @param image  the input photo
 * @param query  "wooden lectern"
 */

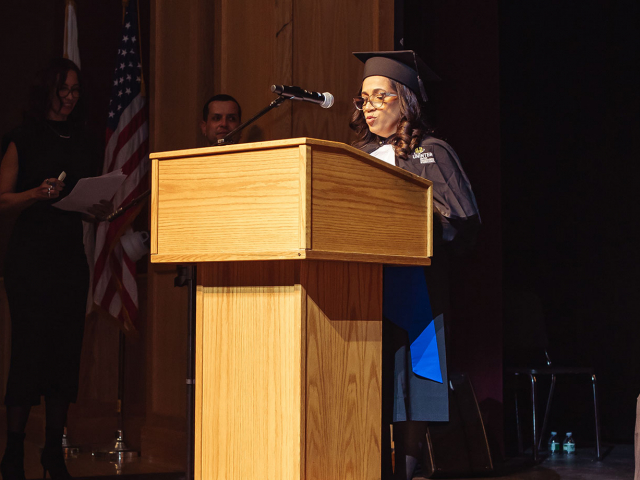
xmin=150 ymin=138 xmax=433 ymax=480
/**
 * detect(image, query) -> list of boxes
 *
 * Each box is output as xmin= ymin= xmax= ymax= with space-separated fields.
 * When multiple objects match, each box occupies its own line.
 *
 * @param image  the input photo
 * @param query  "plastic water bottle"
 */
xmin=548 ymin=431 xmax=561 ymax=454
xmin=562 ymin=432 xmax=575 ymax=454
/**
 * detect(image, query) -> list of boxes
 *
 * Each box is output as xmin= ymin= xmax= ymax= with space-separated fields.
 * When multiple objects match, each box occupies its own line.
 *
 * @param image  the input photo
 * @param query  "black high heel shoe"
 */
xmin=40 ymin=428 xmax=72 ymax=479
xmin=0 ymin=431 xmax=27 ymax=480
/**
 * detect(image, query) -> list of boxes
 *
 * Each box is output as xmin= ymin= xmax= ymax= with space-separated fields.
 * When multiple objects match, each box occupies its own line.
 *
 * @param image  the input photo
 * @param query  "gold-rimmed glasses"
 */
xmin=353 ymin=92 xmax=397 ymax=110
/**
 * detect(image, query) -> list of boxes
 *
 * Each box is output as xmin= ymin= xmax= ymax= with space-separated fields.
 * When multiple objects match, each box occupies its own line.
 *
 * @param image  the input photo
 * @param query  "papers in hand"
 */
xmin=53 ymin=170 xmax=127 ymax=214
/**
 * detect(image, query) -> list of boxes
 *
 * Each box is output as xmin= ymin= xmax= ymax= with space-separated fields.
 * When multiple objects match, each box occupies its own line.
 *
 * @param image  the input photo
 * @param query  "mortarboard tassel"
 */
xmin=417 ymin=76 xmax=428 ymax=102
xmin=412 ymin=51 xmax=429 ymax=102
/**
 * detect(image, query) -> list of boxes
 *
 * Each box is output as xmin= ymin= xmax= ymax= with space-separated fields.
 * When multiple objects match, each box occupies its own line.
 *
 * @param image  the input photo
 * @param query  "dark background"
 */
xmin=498 ymin=1 xmax=640 ymax=445
xmin=403 ymin=0 xmax=640 ymax=448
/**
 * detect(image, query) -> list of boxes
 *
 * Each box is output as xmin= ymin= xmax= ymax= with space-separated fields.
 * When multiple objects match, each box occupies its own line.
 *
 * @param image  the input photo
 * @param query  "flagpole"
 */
xmin=91 ymin=0 xmax=148 ymax=465
xmin=62 ymin=0 xmax=83 ymax=461
xmin=93 ymin=330 xmax=139 ymax=461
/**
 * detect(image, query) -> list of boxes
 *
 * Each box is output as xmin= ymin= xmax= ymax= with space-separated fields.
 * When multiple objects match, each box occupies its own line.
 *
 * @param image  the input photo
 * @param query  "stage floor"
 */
xmin=0 ymin=438 xmax=182 ymax=479
xmin=0 ymin=438 xmax=634 ymax=479
xmin=416 ymin=444 xmax=635 ymax=480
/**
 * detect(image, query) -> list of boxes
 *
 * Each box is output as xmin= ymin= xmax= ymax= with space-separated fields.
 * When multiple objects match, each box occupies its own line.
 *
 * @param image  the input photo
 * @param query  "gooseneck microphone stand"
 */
xmin=217 ymin=95 xmax=288 ymax=145
xmin=106 ymin=188 xmax=151 ymax=222
xmin=174 ymin=265 xmax=197 ymax=480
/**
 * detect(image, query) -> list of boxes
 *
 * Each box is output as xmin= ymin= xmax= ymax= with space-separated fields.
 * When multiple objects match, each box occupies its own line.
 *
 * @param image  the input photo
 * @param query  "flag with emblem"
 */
xmin=92 ymin=0 xmax=148 ymax=332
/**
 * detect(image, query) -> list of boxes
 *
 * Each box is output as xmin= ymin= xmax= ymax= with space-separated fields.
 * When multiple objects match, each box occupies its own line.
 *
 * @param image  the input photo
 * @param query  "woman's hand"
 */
xmin=33 ymin=178 xmax=65 ymax=200
xmin=87 ymin=199 xmax=114 ymax=222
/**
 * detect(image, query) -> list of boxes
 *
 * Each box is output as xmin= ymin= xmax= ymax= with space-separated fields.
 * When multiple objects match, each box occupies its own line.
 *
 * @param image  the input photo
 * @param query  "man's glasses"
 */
xmin=353 ymin=92 xmax=397 ymax=110
xmin=58 ymin=87 xmax=81 ymax=99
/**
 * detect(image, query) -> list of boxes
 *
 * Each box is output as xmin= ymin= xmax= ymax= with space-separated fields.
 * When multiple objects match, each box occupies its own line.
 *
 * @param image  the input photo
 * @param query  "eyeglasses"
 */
xmin=58 ymin=87 xmax=81 ymax=99
xmin=353 ymin=92 xmax=397 ymax=110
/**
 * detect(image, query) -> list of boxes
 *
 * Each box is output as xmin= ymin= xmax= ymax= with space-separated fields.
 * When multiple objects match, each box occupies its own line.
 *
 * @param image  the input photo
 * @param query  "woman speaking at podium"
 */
xmin=350 ymin=50 xmax=480 ymax=479
xmin=0 ymin=58 xmax=109 ymax=480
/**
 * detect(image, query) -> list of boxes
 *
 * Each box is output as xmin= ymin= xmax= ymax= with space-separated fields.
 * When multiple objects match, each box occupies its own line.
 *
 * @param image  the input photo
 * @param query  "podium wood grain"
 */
xmin=310 ymin=147 xmax=431 ymax=258
xmin=302 ymin=261 xmax=382 ymax=480
xmin=151 ymin=138 xmax=432 ymax=265
xmin=195 ymin=261 xmax=382 ymax=480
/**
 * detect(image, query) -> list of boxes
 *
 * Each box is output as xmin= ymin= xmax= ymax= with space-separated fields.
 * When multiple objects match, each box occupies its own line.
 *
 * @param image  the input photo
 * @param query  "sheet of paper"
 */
xmin=53 ymin=169 xmax=127 ymax=214
xmin=369 ymin=144 xmax=396 ymax=166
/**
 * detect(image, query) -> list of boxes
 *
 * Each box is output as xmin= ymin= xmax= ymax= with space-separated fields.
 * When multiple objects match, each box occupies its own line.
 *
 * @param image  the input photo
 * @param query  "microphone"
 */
xmin=271 ymin=85 xmax=334 ymax=108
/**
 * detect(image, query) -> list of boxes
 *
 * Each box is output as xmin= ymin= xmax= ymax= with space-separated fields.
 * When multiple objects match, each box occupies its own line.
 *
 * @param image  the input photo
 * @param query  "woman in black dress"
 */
xmin=0 ymin=58 xmax=107 ymax=480
xmin=350 ymin=51 xmax=481 ymax=479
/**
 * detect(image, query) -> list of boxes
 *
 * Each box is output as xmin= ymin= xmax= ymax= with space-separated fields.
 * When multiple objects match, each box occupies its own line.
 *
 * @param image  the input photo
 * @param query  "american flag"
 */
xmin=93 ymin=0 xmax=149 ymax=331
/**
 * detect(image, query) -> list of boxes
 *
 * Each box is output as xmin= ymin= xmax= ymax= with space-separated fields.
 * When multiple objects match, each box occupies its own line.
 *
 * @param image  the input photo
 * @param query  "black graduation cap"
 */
xmin=353 ymin=50 xmax=440 ymax=102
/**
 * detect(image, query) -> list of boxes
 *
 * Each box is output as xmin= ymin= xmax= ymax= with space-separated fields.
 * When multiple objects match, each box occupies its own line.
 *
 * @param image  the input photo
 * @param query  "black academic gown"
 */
xmin=360 ymin=135 xmax=480 ymax=422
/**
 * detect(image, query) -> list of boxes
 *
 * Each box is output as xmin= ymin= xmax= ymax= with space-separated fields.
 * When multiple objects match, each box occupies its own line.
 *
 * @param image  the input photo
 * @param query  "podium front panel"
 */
xmin=195 ymin=260 xmax=382 ymax=480
xmin=154 ymin=146 xmax=304 ymax=261
xmin=310 ymin=146 xmax=431 ymax=259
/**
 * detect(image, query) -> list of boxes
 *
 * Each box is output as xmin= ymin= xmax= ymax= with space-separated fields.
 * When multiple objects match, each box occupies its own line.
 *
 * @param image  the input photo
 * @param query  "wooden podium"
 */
xmin=150 ymin=138 xmax=433 ymax=480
